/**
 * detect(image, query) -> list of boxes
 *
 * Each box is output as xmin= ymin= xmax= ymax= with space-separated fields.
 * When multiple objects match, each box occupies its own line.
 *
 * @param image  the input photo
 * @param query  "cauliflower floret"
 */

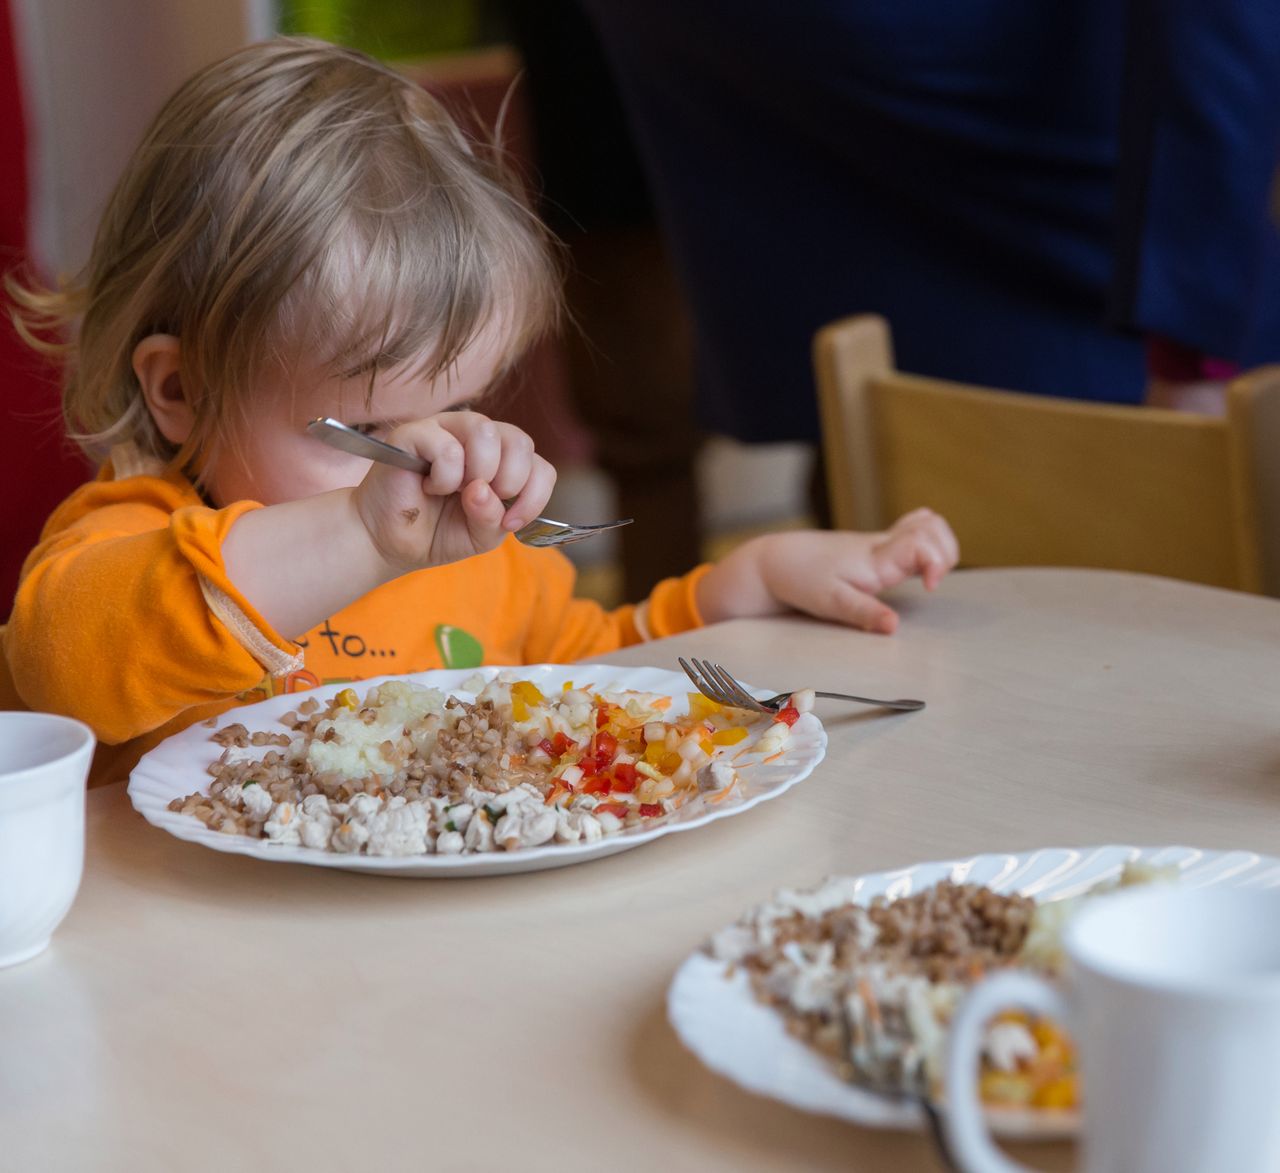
xmin=366 ymin=802 xmax=430 ymax=857
xmin=494 ymin=807 xmax=557 ymax=851
xmin=241 ymin=783 xmax=274 ymax=821
xmin=299 ymin=815 xmax=335 ymax=850
xmin=297 ymin=794 xmax=338 ymax=849
xmin=464 ymin=812 xmax=495 ymax=852
xmin=443 ymin=803 xmax=474 ymax=833
xmin=554 ymin=810 xmax=581 ymax=844
xmin=435 ymin=830 xmax=464 ymax=855
xmin=346 ymin=793 xmax=382 ymax=821
xmin=331 ymin=821 xmax=370 ymax=853
xmin=263 ymin=801 xmax=301 ymax=845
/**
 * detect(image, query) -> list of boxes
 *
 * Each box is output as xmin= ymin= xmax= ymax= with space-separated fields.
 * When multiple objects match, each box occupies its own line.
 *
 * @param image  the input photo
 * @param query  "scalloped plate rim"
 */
xmin=667 ymin=844 xmax=1280 ymax=1139
xmin=126 ymin=663 xmax=828 ymax=877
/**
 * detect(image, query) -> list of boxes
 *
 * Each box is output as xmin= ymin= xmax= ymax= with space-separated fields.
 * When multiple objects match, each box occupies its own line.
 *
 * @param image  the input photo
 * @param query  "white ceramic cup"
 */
xmin=0 ymin=711 xmax=95 ymax=968
xmin=943 ymin=884 xmax=1280 ymax=1173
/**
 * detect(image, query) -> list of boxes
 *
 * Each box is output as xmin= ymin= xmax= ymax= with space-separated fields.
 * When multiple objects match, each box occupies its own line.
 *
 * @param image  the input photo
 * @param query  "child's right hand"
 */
xmin=351 ymin=411 xmax=557 ymax=572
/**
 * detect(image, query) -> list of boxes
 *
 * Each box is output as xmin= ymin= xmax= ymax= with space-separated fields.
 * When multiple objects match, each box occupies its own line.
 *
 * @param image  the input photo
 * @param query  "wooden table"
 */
xmin=4 ymin=569 xmax=1280 ymax=1172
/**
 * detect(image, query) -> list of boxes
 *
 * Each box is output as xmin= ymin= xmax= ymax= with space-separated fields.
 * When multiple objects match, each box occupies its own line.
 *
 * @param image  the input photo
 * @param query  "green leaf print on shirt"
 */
xmin=434 ymin=624 xmax=483 ymax=670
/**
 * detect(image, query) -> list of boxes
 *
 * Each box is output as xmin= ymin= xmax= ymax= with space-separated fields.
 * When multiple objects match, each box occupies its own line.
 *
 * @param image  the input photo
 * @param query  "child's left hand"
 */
xmin=696 ymin=508 xmax=959 ymax=634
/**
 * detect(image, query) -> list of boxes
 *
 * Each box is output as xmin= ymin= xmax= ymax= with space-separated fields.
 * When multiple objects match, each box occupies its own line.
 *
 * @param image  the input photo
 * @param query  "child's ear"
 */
xmin=132 ymin=334 xmax=191 ymax=444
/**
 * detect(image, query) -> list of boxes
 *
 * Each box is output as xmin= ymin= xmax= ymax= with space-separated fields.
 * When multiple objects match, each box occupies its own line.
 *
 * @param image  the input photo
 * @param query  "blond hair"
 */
xmin=7 ymin=37 xmax=560 ymax=472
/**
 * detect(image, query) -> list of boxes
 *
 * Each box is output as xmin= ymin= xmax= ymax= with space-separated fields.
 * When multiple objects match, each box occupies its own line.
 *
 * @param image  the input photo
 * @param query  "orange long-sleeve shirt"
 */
xmin=2 ymin=448 xmax=709 ymax=787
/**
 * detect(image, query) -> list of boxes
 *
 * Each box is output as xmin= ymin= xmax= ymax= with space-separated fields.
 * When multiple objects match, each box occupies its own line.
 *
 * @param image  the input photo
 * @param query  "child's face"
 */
xmin=201 ymin=332 xmax=509 ymax=509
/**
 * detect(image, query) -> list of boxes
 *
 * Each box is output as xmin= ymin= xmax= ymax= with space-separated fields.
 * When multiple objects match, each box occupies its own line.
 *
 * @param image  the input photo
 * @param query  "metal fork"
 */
xmin=678 ymin=657 xmax=925 ymax=713
xmin=307 ymin=417 xmax=634 ymax=548
xmin=838 ymin=997 xmax=958 ymax=1170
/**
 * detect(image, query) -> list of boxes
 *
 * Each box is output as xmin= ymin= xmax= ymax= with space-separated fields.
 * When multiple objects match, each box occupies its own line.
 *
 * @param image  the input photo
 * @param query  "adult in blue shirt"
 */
xmin=575 ymin=0 xmax=1280 ymax=446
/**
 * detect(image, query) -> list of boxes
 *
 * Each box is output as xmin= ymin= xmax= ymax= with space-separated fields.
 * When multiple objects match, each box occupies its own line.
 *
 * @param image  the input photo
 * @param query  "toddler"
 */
xmin=1 ymin=39 xmax=958 ymax=787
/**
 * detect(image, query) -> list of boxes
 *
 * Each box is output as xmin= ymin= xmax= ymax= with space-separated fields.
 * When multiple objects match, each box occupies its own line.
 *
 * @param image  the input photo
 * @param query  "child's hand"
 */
xmin=697 ymin=508 xmax=959 ymax=634
xmin=352 ymin=412 xmax=556 ymax=571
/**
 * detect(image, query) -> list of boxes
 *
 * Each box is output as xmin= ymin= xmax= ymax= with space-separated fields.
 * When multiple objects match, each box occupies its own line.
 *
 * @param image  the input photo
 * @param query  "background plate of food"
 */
xmin=667 ymin=844 xmax=1280 ymax=1138
xmin=128 ymin=663 xmax=827 ymax=877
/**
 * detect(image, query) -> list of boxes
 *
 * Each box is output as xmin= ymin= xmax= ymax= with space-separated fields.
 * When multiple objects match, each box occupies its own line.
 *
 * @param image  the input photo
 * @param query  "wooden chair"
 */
xmin=813 ymin=314 xmax=1280 ymax=595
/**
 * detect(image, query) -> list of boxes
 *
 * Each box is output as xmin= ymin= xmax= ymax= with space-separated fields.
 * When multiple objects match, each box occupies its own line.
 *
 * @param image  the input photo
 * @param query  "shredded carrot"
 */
xmin=703 ymin=780 xmax=739 ymax=804
xmin=856 ymin=978 xmax=882 ymax=1028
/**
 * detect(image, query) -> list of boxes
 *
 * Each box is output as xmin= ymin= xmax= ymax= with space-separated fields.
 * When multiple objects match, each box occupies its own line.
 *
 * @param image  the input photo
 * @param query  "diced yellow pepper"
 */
xmin=1031 ymin=1075 xmax=1078 ymax=1111
xmin=512 ymin=680 xmax=545 ymax=706
xmin=1031 ymin=1020 xmax=1064 ymax=1048
xmin=978 ymin=1071 xmax=1033 ymax=1106
xmin=711 ymin=726 xmax=749 ymax=746
xmin=699 ymin=738 xmax=714 ymax=756
xmin=644 ymin=740 xmax=667 ymax=766
xmin=687 ymin=692 xmax=723 ymax=723
xmin=510 ymin=680 xmax=545 ymax=723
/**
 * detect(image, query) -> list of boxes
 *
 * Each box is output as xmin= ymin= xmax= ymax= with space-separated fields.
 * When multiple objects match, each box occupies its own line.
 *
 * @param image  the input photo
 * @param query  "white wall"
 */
xmin=13 ymin=0 xmax=272 ymax=275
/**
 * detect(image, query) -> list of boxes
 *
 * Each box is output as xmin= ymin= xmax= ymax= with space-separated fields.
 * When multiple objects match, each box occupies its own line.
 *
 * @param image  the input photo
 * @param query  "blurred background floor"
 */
xmin=550 ymin=439 xmax=814 ymax=607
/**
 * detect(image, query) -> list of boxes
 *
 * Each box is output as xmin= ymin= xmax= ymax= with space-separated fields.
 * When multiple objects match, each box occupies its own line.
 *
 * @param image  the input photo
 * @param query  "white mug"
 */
xmin=943 ymin=884 xmax=1280 ymax=1173
xmin=0 ymin=711 xmax=95 ymax=968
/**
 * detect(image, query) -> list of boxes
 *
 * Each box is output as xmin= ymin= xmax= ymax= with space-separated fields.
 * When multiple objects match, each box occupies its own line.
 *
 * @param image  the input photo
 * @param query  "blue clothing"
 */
xmin=1111 ymin=0 xmax=1280 ymax=363
xmin=578 ymin=0 xmax=1280 ymax=444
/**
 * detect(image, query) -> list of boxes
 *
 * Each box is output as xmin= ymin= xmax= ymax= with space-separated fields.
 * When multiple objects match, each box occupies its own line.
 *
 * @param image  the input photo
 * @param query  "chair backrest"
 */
xmin=814 ymin=314 xmax=1280 ymax=595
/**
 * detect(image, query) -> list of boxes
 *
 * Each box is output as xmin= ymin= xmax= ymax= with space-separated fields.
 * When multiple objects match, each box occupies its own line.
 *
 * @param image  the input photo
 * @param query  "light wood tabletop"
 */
xmin=4 ymin=568 xmax=1279 ymax=1173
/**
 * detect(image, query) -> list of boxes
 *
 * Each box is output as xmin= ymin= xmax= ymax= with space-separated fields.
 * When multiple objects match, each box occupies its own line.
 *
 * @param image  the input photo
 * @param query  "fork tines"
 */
xmin=678 ymin=657 xmax=768 ymax=714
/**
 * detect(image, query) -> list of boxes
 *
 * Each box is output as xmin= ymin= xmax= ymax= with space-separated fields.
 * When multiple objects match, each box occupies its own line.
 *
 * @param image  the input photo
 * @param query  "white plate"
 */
xmin=667 ymin=844 xmax=1280 ymax=1138
xmin=128 ymin=663 xmax=827 ymax=877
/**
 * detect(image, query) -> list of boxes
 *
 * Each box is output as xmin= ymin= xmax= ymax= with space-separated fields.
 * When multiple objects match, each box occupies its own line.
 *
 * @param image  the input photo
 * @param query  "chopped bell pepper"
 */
xmin=687 ymin=692 xmax=723 ymax=723
xmin=610 ymin=762 xmax=639 ymax=792
xmin=509 ymin=679 xmax=545 ymax=722
xmin=594 ymin=731 xmax=618 ymax=765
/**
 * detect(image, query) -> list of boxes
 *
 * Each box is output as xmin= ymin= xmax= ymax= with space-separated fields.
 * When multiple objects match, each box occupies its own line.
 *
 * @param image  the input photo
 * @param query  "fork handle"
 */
xmin=811 ymin=691 xmax=925 ymax=712
xmin=308 ymin=417 xmax=432 ymax=474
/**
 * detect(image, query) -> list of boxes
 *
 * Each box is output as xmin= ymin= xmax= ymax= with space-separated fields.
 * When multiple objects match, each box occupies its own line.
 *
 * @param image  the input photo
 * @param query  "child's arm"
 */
xmin=5 ymin=487 xmax=305 ymax=744
xmin=518 ymin=508 xmax=957 ymax=669
xmin=695 ymin=508 xmax=959 ymax=634
xmin=8 ymin=411 xmax=552 ymax=743
xmin=222 ymin=412 xmax=556 ymax=638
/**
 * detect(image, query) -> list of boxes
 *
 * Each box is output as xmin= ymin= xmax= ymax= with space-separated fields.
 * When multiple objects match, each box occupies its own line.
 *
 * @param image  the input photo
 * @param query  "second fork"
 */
xmin=679 ymin=658 xmax=925 ymax=713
